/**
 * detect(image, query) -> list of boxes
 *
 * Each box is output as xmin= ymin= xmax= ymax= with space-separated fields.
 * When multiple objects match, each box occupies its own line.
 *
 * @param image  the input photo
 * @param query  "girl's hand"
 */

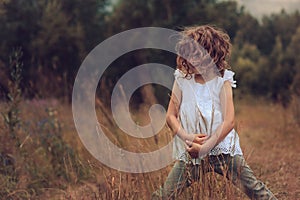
xmin=185 ymin=134 xmax=210 ymax=158
xmin=193 ymin=133 xmax=209 ymax=145
xmin=185 ymin=140 xmax=202 ymax=158
xmin=183 ymin=133 xmax=208 ymax=144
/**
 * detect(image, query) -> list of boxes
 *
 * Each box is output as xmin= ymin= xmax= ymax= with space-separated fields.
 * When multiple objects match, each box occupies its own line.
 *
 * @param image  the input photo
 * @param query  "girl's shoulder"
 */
xmin=174 ymin=69 xmax=185 ymax=79
xmin=174 ymin=69 xmax=189 ymax=90
xmin=220 ymin=69 xmax=237 ymax=88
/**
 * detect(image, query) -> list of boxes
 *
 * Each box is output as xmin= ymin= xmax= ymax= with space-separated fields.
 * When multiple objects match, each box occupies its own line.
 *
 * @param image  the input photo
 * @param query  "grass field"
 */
xmin=0 ymin=97 xmax=299 ymax=199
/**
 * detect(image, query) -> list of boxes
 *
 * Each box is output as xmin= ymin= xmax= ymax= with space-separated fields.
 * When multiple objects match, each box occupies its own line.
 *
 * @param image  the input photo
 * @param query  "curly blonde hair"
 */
xmin=175 ymin=25 xmax=231 ymax=77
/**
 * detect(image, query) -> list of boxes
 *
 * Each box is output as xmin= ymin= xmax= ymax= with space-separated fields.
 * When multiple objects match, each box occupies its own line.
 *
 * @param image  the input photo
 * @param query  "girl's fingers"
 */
xmin=185 ymin=134 xmax=208 ymax=143
xmin=200 ymin=137 xmax=208 ymax=142
xmin=185 ymin=140 xmax=202 ymax=153
xmin=184 ymin=143 xmax=189 ymax=150
xmin=185 ymin=140 xmax=195 ymax=152
xmin=185 ymin=140 xmax=193 ymax=147
xmin=194 ymin=133 xmax=207 ymax=138
xmin=194 ymin=136 xmax=208 ymax=144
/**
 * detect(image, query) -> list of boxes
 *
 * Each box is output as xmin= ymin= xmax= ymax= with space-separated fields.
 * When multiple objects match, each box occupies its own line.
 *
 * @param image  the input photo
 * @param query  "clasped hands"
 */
xmin=185 ymin=133 xmax=209 ymax=158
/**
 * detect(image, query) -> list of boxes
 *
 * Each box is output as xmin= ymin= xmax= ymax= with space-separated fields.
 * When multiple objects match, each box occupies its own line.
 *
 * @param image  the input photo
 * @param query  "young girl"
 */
xmin=152 ymin=25 xmax=277 ymax=200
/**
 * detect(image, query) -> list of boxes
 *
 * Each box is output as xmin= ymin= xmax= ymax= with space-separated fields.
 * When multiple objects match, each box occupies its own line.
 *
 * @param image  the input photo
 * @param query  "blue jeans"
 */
xmin=152 ymin=154 xmax=277 ymax=200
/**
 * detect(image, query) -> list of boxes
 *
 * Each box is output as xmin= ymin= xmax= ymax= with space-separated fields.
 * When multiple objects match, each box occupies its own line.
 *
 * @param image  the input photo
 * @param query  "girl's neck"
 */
xmin=194 ymin=74 xmax=205 ymax=84
xmin=194 ymin=70 xmax=217 ymax=84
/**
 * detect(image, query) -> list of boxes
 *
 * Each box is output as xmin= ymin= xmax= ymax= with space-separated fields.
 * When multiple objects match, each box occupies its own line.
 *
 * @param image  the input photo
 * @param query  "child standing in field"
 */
xmin=152 ymin=25 xmax=277 ymax=200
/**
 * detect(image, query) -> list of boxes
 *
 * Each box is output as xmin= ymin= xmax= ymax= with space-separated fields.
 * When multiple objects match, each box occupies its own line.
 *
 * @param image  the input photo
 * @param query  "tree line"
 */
xmin=0 ymin=0 xmax=299 ymax=107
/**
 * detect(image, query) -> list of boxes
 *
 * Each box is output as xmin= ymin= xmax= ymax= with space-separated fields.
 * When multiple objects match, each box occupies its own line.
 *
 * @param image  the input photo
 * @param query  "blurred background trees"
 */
xmin=0 ymin=0 xmax=299 ymax=107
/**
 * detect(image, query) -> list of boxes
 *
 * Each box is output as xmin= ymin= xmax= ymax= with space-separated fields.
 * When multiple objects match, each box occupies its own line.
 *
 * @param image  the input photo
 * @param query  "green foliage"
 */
xmin=0 ymin=0 xmax=108 ymax=99
xmin=0 ymin=0 xmax=299 ymax=105
xmin=29 ymin=0 xmax=86 ymax=99
xmin=234 ymin=13 xmax=260 ymax=48
xmin=287 ymin=27 xmax=300 ymax=78
xmin=231 ymin=43 xmax=261 ymax=95
xmin=288 ymin=27 xmax=300 ymax=123
xmin=268 ymin=37 xmax=294 ymax=107
xmin=232 ymin=11 xmax=300 ymax=106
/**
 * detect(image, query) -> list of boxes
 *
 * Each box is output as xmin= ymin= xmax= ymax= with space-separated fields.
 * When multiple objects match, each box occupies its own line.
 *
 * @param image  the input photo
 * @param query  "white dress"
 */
xmin=173 ymin=69 xmax=243 ymax=164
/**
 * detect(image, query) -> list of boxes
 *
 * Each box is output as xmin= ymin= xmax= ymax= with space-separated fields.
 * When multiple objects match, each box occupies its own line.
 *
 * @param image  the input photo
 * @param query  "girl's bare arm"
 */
xmin=166 ymin=81 xmax=184 ymax=138
xmin=212 ymin=80 xmax=235 ymax=145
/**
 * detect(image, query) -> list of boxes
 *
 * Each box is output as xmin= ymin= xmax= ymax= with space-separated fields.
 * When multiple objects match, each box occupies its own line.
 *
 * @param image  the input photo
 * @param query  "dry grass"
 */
xmin=0 ymin=97 xmax=299 ymax=199
xmin=235 ymin=98 xmax=300 ymax=200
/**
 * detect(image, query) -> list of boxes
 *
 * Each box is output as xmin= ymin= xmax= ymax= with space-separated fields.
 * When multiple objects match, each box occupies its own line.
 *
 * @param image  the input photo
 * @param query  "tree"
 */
xmin=269 ymin=36 xmax=294 ymax=107
xmin=59 ymin=0 xmax=109 ymax=51
xmin=232 ymin=43 xmax=261 ymax=95
xmin=234 ymin=13 xmax=259 ymax=48
xmin=27 ymin=0 xmax=84 ymax=99
xmin=0 ymin=0 xmax=41 ymax=97
xmin=0 ymin=0 xmax=109 ymax=99
xmin=287 ymin=27 xmax=300 ymax=96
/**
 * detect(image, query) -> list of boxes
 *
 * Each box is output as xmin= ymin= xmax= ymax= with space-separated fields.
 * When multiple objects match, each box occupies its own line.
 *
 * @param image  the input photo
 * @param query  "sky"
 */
xmin=236 ymin=0 xmax=300 ymax=19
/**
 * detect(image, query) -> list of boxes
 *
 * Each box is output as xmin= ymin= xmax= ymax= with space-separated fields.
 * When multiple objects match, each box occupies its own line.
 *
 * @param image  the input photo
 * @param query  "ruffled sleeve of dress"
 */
xmin=174 ymin=69 xmax=185 ymax=90
xmin=222 ymin=69 xmax=237 ymax=88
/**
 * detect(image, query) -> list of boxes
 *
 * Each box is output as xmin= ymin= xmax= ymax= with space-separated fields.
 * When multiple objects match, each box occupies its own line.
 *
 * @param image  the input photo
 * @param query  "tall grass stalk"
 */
xmin=0 ymin=48 xmax=25 ymax=199
xmin=2 ymin=47 xmax=23 ymax=146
